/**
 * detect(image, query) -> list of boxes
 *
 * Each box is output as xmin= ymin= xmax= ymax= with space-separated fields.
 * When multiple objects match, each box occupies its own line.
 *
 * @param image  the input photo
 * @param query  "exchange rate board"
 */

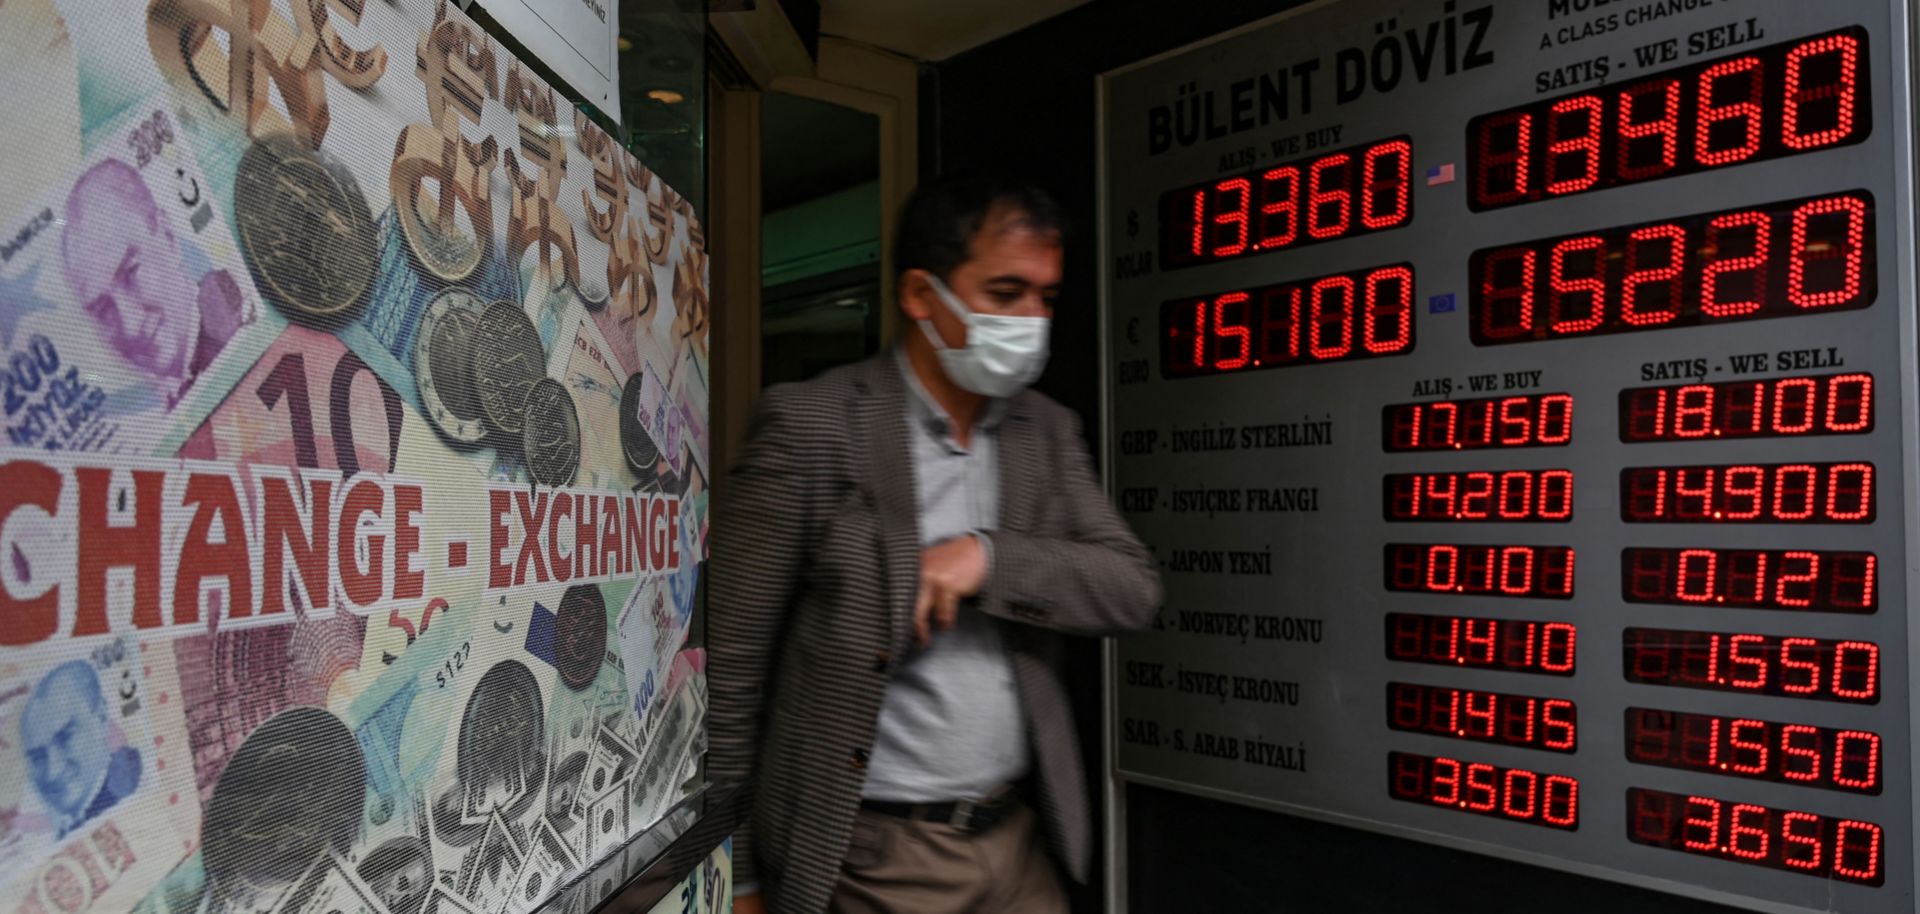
xmin=1099 ymin=1 xmax=1917 ymax=910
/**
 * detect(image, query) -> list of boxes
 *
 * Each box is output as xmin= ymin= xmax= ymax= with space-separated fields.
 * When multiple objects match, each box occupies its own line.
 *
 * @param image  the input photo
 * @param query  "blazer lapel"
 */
xmin=995 ymin=395 xmax=1039 ymax=536
xmin=855 ymin=356 xmax=920 ymax=649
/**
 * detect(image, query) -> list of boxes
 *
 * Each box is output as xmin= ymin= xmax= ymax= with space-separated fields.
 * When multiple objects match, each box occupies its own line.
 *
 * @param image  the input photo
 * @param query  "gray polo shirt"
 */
xmin=859 ymin=351 xmax=1031 ymax=802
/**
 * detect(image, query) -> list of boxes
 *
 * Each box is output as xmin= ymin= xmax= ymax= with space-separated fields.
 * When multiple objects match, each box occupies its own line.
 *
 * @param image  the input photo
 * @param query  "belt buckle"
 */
xmin=948 ymin=798 xmax=979 ymax=830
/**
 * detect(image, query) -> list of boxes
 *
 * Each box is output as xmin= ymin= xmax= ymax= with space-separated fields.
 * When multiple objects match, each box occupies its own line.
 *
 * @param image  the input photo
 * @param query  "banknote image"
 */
xmin=1 ymin=105 xmax=263 ymax=455
xmin=457 ymin=812 xmax=524 ymax=914
xmin=0 ymin=637 xmax=201 ymax=914
xmin=357 ymin=835 xmax=435 ymax=914
xmin=274 ymin=852 xmax=387 ymax=914
xmin=18 ymin=661 xmax=141 ymax=838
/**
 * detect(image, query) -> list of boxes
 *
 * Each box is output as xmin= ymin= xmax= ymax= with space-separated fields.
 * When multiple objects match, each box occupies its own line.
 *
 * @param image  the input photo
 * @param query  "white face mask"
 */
xmin=918 ymin=274 xmax=1050 ymax=398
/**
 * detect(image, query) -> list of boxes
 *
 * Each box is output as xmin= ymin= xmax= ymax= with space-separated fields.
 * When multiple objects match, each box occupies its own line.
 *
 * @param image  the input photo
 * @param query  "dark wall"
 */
xmin=928 ymin=0 xmax=1298 ymax=442
xmin=927 ymin=4 xmax=1748 ymax=913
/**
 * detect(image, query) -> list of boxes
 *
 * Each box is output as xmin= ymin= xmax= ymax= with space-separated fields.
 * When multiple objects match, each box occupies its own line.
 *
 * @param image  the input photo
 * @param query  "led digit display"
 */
xmin=1386 ymin=613 xmax=1576 ymax=676
xmin=1160 ymin=263 xmax=1415 ymax=378
xmin=1389 ymin=752 xmax=1579 ymax=830
xmin=1627 ymin=788 xmax=1884 ymax=885
xmin=1383 ymin=393 xmax=1574 ymax=451
xmin=1620 ymin=372 xmax=1875 ymax=442
xmin=1385 ymin=543 xmax=1575 ymax=599
xmin=1620 ymin=461 xmax=1875 ymax=523
xmin=1625 ymin=708 xmax=1882 ymax=795
xmin=1384 ymin=469 xmax=1574 ymax=522
xmin=1388 ymin=683 xmax=1577 ymax=752
xmin=1622 ymin=547 xmax=1877 ymax=613
xmin=1470 ymin=191 xmax=1876 ymax=346
xmin=1622 ymin=628 xmax=1879 ymax=704
xmin=1160 ymin=137 xmax=1414 ymax=269
xmin=1468 ymin=27 xmax=1870 ymax=210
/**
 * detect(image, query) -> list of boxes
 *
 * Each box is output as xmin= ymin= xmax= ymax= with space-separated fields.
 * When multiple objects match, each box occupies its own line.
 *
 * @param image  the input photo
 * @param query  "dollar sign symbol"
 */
xmin=1127 ymin=209 xmax=1140 ymax=239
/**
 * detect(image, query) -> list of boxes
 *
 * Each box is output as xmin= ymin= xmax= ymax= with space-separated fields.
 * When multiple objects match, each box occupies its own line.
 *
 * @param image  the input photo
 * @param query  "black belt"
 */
xmin=861 ymin=787 xmax=1021 ymax=832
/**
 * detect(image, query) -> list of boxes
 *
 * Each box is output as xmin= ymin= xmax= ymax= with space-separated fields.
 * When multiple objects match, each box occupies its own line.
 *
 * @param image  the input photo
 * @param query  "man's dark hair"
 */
xmin=895 ymin=175 xmax=1067 ymax=282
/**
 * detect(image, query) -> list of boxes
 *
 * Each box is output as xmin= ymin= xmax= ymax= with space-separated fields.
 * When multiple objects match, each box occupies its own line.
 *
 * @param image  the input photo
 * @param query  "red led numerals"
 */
xmin=1383 ymin=393 xmax=1574 ymax=451
xmin=1390 ymin=752 xmax=1578 ymax=829
xmin=1161 ymin=137 xmax=1413 ymax=268
xmin=1469 ymin=28 xmax=1869 ymax=209
xmin=1626 ymin=708 xmax=1881 ymax=794
xmin=1385 ymin=469 xmax=1574 ymax=522
xmin=1621 ymin=461 xmax=1874 ymax=523
xmin=1620 ymin=373 xmax=1873 ymax=442
xmin=1389 ymin=683 xmax=1577 ymax=752
xmin=1161 ymin=263 xmax=1414 ymax=378
xmin=1627 ymin=789 xmax=1883 ymax=885
xmin=1387 ymin=613 xmax=1576 ymax=676
xmin=1385 ymin=543 xmax=1574 ymax=599
xmin=1623 ymin=547 xmax=1877 ymax=613
xmin=1623 ymin=628 xmax=1879 ymax=704
xmin=1472 ymin=192 xmax=1876 ymax=345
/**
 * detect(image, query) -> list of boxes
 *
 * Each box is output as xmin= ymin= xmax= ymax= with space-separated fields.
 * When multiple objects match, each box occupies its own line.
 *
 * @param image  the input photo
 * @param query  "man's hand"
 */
xmin=734 ymin=893 xmax=767 ymax=914
xmin=914 ymin=535 xmax=987 ymax=647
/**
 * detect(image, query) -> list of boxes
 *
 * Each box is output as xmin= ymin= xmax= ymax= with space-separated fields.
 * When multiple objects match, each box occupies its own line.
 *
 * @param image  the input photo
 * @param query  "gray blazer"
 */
xmin=708 ymin=353 xmax=1161 ymax=913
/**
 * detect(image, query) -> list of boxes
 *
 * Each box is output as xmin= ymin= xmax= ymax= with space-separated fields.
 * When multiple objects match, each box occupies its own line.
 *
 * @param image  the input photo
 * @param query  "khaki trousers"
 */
xmin=826 ymin=801 xmax=1069 ymax=914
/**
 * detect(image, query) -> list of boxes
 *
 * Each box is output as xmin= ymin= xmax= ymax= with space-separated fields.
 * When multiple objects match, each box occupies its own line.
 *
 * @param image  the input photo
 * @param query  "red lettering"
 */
xmin=601 ymin=496 xmax=624 ymax=576
xmin=392 ymin=485 xmax=425 ymax=600
xmin=648 ymin=497 xmax=668 ymax=571
xmin=0 ymin=461 xmax=61 ymax=646
xmin=625 ymin=494 xmax=647 ymax=574
xmin=488 ymin=490 xmax=513 ymax=589
xmin=339 ymin=480 xmax=386 ymax=608
xmin=547 ymin=492 xmax=574 ymax=583
xmin=173 ymin=473 xmax=253 ymax=625
xmin=260 ymin=475 xmax=332 ymax=616
xmin=666 ymin=497 xmax=682 ymax=569
xmin=575 ymin=493 xmax=600 ymax=580
xmin=514 ymin=490 xmax=550 ymax=586
xmin=76 ymin=468 xmax=165 ymax=637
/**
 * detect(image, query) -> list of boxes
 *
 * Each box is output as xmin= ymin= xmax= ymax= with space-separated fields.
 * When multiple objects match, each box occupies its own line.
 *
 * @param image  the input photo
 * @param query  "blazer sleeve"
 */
xmin=706 ymin=386 xmax=815 ymax=888
xmin=979 ymin=408 xmax=1161 ymax=636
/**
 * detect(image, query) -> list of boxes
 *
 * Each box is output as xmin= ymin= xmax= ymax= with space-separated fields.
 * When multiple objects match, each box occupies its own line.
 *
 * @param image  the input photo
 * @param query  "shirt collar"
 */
xmin=894 ymin=347 xmax=1007 ymax=437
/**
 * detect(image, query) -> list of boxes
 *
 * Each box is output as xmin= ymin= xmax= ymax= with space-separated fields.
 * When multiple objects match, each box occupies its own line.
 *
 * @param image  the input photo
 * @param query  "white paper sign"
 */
xmin=474 ymin=0 xmax=622 ymax=123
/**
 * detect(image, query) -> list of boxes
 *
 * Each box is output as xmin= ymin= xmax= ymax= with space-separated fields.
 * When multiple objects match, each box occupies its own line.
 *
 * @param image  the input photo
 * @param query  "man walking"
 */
xmin=710 ymin=176 xmax=1160 ymax=914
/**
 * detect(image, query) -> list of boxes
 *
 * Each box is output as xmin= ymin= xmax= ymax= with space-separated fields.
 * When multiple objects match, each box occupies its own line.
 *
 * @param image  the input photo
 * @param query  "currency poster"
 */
xmin=0 ymin=3 xmax=711 ymax=914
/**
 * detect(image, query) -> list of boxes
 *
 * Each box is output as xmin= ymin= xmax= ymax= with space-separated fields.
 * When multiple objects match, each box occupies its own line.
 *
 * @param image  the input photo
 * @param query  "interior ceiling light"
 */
xmin=647 ymin=89 xmax=685 ymax=105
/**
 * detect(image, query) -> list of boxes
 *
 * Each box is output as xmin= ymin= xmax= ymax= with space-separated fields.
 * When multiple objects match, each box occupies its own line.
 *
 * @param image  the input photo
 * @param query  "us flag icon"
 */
xmin=1426 ymin=163 xmax=1456 ymax=185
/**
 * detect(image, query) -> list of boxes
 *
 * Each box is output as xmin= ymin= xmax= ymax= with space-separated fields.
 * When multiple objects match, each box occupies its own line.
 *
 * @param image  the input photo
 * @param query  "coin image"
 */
xmin=472 ymin=301 xmax=546 ymax=438
xmin=414 ymin=288 xmax=488 ymax=445
xmin=233 ymin=134 xmax=377 ymax=323
xmin=618 ymin=372 xmax=659 ymax=475
xmin=456 ymin=661 xmax=547 ymax=819
xmin=554 ymin=585 xmax=607 ymax=691
xmin=201 ymin=707 xmax=368 ymax=893
xmin=523 ymin=377 xmax=581 ymax=488
xmin=397 ymin=172 xmax=484 ymax=282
